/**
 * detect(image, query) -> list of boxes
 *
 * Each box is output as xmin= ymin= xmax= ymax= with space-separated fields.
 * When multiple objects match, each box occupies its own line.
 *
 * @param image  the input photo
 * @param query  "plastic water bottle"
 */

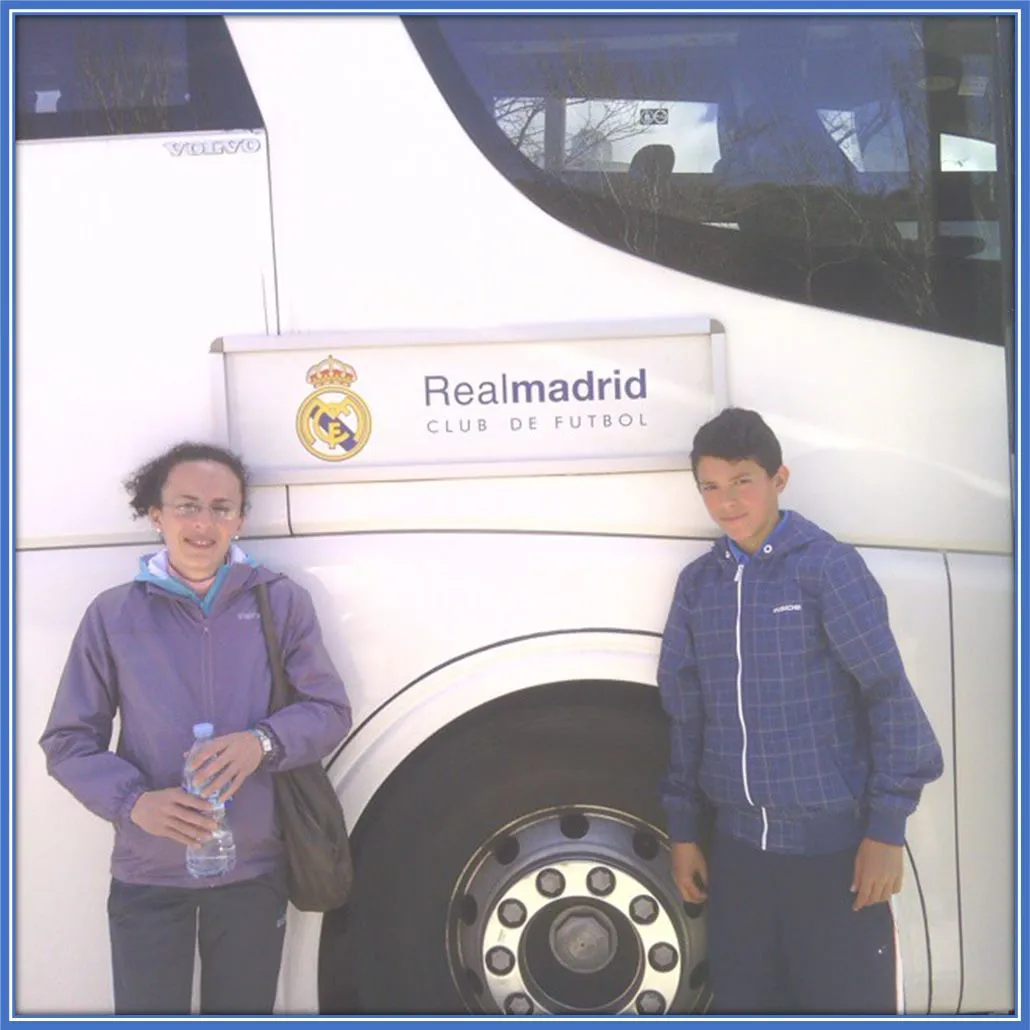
xmin=183 ymin=722 xmax=236 ymax=878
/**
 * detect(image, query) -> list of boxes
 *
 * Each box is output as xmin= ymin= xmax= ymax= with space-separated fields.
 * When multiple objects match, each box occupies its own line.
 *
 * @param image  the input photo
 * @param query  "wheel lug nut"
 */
xmin=505 ymin=992 xmax=534 ymax=1015
xmin=648 ymin=942 xmax=679 ymax=973
xmin=630 ymin=895 xmax=659 ymax=924
xmin=485 ymin=946 xmax=515 ymax=976
xmin=536 ymin=868 xmax=566 ymax=898
xmin=586 ymin=866 xmax=615 ymax=896
xmin=684 ymin=899 xmax=705 ymax=919
xmin=636 ymin=990 xmax=667 ymax=1014
xmin=498 ymin=899 xmax=527 ymax=928
xmin=484 ymin=943 xmax=512 ymax=976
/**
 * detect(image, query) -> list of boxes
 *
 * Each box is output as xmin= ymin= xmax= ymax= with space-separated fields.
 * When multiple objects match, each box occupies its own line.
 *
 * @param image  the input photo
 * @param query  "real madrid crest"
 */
xmin=296 ymin=355 xmax=373 ymax=462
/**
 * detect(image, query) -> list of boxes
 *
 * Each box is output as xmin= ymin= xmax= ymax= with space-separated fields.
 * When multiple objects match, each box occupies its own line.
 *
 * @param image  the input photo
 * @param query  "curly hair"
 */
xmin=124 ymin=442 xmax=250 ymax=519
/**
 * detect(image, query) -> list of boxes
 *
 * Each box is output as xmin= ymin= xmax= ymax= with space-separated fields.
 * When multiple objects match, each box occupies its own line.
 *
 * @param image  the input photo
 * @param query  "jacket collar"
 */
xmin=135 ymin=544 xmax=273 ymax=615
xmin=714 ymin=510 xmax=827 ymax=568
xmin=726 ymin=511 xmax=791 ymax=565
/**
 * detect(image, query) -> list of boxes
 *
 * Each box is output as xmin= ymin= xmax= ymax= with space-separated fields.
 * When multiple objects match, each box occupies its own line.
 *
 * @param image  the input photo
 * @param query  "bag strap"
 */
xmin=256 ymin=582 xmax=292 ymax=715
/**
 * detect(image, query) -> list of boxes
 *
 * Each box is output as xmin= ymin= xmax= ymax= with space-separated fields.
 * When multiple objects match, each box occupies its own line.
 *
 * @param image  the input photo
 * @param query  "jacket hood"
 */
xmin=135 ymin=544 xmax=281 ymax=614
xmin=711 ymin=510 xmax=833 ymax=567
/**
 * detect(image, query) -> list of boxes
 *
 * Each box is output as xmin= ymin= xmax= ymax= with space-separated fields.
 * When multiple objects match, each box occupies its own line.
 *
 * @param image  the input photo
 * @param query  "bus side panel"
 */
xmin=947 ymin=552 xmax=1015 ymax=1013
xmin=15 ymin=133 xmax=275 ymax=550
xmin=16 ymin=533 xmax=957 ymax=1013
xmin=15 ymin=548 xmax=138 ymax=1013
xmin=227 ymin=15 xmax=1009 ymax=558
xmin=856 ymin=551 xmax=958 ymax=1012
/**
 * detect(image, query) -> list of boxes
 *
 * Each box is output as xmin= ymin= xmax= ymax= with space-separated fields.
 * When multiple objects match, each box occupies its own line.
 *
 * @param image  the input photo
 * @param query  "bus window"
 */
xmin=406 ymin=16 xmax=1013 ymax=345
xmin=15 ymin=16 xmax=262 ymax=141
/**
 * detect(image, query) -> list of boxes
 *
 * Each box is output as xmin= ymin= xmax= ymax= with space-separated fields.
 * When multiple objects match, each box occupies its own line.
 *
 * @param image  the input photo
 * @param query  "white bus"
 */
xmin=14 ymin=13 xmax=1014 ymax=1016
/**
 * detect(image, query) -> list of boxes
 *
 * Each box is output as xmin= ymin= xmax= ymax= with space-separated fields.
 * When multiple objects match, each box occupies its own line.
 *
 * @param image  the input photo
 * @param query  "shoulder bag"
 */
xmin=255 ymin=582 xmax=354 ymax=912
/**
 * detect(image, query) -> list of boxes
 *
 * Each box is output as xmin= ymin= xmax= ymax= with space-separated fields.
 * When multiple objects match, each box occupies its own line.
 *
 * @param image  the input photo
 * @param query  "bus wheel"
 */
xmin=332 ymin=683 xmax=712 ymax=1015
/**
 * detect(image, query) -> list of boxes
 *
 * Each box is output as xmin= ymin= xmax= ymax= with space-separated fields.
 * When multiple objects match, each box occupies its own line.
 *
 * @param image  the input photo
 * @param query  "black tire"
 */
xmin=321 ymin=682 xmax=710 ymax=1015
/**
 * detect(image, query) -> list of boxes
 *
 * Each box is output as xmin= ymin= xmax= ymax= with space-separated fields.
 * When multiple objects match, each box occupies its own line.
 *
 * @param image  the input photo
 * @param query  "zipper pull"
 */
xmin=734 ymin=563 xmax=744 ymax=583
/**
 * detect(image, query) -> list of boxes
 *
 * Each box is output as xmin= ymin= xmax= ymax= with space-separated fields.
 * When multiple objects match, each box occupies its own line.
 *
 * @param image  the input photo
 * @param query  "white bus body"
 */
xmin=14 ymin=14 xmax=1013 ymax=1015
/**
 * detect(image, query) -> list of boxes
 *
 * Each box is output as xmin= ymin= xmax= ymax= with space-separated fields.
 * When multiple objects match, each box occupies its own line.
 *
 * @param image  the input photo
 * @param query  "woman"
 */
xmin=39 ymin=442 xmax=352 ymax=1015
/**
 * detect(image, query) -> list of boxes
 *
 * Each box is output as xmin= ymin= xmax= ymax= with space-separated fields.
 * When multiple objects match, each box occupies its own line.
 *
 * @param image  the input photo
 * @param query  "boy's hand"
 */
xmin=851 ymin=837 xmax=904 ymax=911
xmin=670 ymin=841 xmax=708 ymax=904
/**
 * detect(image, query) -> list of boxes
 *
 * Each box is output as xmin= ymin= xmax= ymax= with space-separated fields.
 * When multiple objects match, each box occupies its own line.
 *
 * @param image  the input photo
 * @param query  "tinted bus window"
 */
xmin=407 ymin=16 xmax=1013 ymax=345
xmin=15 ymin=16 xmax=262 ymax=141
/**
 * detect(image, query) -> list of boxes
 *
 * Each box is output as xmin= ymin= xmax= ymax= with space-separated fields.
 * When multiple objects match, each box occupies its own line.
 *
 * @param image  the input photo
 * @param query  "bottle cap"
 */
xmin=192 ymin=722 xmax=214 ymax=739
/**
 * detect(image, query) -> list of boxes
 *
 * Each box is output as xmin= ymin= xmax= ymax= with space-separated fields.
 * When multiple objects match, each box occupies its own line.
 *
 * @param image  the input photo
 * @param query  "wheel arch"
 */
xmin=328 ymin=628 xmax=664 ymax=833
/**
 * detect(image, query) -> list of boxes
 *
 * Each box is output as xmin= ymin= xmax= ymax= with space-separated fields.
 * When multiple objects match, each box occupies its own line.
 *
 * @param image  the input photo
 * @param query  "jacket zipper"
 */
xmin=734 ymin=562 xmax=769 ymax=851
xmin=202 ymin=619 xmax=214 ymax=725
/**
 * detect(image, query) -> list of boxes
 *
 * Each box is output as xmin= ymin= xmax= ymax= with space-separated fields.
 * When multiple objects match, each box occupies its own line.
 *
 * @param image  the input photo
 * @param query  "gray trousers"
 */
xmin=107 ymin=871 xmax=288 ymax=1015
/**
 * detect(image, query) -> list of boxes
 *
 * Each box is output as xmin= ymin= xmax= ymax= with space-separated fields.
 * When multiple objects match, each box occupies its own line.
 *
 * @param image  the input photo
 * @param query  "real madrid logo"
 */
xmin=296 ymin=355 xmax=373 ymax=462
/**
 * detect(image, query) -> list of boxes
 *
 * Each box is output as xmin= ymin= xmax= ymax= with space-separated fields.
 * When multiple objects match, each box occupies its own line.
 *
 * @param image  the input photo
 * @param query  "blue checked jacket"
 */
xmin=657 ymin=511 xmax=943 ymax=855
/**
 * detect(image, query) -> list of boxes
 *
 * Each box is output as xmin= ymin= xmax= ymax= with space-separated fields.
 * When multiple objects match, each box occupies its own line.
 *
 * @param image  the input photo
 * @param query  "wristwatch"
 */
xmin=251 ymin=725 xmax=275 ymax=763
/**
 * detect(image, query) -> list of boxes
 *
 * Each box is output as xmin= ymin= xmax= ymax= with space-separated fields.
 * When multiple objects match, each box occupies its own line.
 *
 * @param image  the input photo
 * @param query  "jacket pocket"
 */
xmin=826 ymin=742 xmax=871 ymax=804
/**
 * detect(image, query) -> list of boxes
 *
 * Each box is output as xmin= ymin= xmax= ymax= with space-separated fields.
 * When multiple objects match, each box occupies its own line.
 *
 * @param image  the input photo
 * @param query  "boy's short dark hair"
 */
xmin=690 ymin=408 xmax=783 ymax=479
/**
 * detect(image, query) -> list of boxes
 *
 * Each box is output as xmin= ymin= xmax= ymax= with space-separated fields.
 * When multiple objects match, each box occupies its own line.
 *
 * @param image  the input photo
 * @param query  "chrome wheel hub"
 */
xmin=447 ymin=807 xmax=711 ymax=1014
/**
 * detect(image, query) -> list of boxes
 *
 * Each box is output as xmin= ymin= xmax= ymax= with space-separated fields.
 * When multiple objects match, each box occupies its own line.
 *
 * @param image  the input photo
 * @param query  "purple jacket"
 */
xmin=39 ymin=547 xmax=352 ymax=888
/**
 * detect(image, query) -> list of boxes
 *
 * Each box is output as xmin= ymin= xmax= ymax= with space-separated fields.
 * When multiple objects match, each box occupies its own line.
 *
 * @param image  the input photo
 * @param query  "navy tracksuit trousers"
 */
xmin=707 ymin=832 xmax=898 ymax=1015
xmin=107 ymin=871 xmax=288 ymax=1015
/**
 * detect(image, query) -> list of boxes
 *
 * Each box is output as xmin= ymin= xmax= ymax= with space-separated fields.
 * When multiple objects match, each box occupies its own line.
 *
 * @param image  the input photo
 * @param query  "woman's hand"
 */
xmin=130 ymin=788 xmax=218 ymax=845
xmin=186 ymin=731 xmax=264 ymax=802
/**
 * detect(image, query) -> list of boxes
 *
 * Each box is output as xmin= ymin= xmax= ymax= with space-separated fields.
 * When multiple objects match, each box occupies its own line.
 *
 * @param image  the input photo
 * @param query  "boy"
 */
xmin=657 ymin=407 xmax=943 ymax=1014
